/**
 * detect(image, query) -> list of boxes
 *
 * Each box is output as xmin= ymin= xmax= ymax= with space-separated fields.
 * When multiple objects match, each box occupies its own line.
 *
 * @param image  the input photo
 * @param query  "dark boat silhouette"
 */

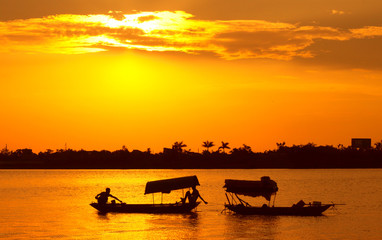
xmin=223 ymin=176 xmax=337 ymax=216
xmin=90 ymin=176 xmax=201 ymax=213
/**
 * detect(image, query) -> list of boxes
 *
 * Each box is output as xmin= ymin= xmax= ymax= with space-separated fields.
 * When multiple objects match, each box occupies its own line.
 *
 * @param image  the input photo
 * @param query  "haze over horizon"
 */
xmin=1 ymin=0 xmax=382 ymax=153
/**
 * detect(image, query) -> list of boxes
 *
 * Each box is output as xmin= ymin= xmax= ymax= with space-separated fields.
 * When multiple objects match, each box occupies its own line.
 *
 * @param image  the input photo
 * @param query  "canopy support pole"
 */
xmin=225 ymin=193 xmax=231 ymax=205
xmin=235 ymin=193 xmax=250 ymax=207
xmin=272 ymin=193 xmax=277 ymax=207
xmin=231 ymin=193 xmax=236 ymax=205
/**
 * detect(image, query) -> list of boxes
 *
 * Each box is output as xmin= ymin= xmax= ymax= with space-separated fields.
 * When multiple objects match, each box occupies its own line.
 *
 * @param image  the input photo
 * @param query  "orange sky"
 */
xmin=1 ymin=0 xmax=382 ymax=152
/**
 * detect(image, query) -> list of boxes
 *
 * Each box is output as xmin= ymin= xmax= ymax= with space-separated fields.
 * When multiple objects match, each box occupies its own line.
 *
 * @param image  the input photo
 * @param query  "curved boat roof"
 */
xmin=223 ymin=176 xmax=278 ymax=201
xmin=145 ymin=175 xmax=200 ymax=194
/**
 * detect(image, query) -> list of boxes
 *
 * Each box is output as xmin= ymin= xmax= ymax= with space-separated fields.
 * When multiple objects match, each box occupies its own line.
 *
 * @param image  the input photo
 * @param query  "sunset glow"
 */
xmin=1 ymin=0 xmax=382 ymax=153
xmin=3 ymin=11 xmax=382 ymax=59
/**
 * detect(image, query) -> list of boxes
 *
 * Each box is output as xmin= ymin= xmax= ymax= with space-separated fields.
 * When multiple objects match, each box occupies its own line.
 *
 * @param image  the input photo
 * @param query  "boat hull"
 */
xmin=90 ymin=202 xmax=200 ymax=214
xmin=225 ymin=204 xmax=333 ymax=216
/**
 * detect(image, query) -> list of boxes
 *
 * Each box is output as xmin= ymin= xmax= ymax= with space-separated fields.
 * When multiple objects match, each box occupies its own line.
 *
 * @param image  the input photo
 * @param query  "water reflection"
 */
xmin=145 ymin=213 xmax=200 ymax=240
xmin=181 ymin=212 xmax=199 ymax=229
xmin=1 ymin=169 xmax=382 ymax=240
xmin=90 ymin=210 xmax=200 ymax=239
xmin=224 ymin=214 xmax=279 ymax=240
xmin=96 ymin=212 xmax=109 ymax=220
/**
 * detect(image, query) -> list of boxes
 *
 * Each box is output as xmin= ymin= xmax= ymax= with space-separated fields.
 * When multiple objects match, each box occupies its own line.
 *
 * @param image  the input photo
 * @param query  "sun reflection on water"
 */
xmin=1 ymin=169 xmax=382 ymax=239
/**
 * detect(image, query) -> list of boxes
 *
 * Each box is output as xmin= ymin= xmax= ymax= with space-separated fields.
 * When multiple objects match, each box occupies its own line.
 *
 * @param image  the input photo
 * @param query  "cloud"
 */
xmin=351 ymin=26 xmax=382 ymax=38
xmin=137 ymin=15 xmax=158 ymax=23
xmin=107 ymin=11 xmax=126 ymax=21
xmin=331 ymin=10 xmax=346 ymax=15
xmin=300 ymin=37 xmax=382 ymax=70
xmin=1 ymin=10 xmax=382 ymax=65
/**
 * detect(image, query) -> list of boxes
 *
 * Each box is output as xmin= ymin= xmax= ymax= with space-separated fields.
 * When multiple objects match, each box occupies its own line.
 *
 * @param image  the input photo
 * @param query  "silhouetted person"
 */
xmin=95 ymin=188 xmax=122 ymax=205
xmin=182 ymin=186 xmax=208 ymax=205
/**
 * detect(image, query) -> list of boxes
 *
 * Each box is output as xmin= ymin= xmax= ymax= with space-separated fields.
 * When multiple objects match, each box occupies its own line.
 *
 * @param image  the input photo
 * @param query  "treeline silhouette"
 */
xmin=1 ymin=141 xmax=382 ymax=169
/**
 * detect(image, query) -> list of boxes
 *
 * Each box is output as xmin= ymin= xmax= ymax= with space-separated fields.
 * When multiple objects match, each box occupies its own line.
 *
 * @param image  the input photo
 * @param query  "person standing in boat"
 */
xmin=95 ymin=188 xmax=122 ymax=205
xmin=182 ymin=186 xmax=208 ymax=204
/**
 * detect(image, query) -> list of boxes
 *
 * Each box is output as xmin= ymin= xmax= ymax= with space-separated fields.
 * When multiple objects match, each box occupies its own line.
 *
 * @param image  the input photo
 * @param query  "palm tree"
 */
xmin=241 ymin=144 xmax=252 ymax=153
xmin=202 ymin=141 xmax=215 ymax=152
xmin=276 ymin=142 xmax=286 ymax=150
xmin=0 ymin=144 xmax=10 ymax=156
xmin=172 ymin=141 xmax=187 ymax=153
xmin=218 ymin=141 xmax=230 ymax=153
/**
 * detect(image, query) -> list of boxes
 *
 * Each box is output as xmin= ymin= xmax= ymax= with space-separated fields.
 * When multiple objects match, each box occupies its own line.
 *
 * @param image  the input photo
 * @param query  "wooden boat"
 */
xmin=223 ymin=177 xmax=336 ymax=216
xmin=90 ymin=175 xmax=201 ymax=214
xmin=224 ymin=203 xmax=334 ymax=216
xmin=90 ymin=202 xmax=200 ymax=214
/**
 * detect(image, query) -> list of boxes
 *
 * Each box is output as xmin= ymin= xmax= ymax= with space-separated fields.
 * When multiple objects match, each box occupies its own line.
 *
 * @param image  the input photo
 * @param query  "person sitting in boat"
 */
xmin=182 ymin=186 xmax=208 ymax=205
xmin=95 ymin=188 xmax=122 ymax=205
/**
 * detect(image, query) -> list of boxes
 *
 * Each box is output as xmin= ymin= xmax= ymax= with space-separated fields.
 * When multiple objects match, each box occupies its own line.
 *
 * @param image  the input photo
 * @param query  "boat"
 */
xmin=90 ymin=202 xmax=200 ymax=214
xmin=90 ymin=175 xmax=201 ymax=214
xmin=223 ymin=176 xmax=336 ymax=216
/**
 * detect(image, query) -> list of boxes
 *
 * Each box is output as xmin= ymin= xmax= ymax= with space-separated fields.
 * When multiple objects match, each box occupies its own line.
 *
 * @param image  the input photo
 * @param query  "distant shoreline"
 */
xmin=1 ymin=143 xmax=382 ymax=169
xmin=1 ymin=167 xmax=381 ymax=170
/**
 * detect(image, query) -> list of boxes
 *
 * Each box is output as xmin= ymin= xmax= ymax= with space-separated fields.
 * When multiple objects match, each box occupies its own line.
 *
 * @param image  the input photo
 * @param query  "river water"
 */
xmin=0 ymin=169 xmax=381 ymax=240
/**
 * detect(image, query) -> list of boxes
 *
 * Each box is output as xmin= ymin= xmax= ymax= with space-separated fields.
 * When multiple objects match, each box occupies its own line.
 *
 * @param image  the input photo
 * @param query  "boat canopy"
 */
xmin=223 ymin=176 xmax=278 ymax=201
xmin=145 ymin=175 xmax=200 ymax=194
